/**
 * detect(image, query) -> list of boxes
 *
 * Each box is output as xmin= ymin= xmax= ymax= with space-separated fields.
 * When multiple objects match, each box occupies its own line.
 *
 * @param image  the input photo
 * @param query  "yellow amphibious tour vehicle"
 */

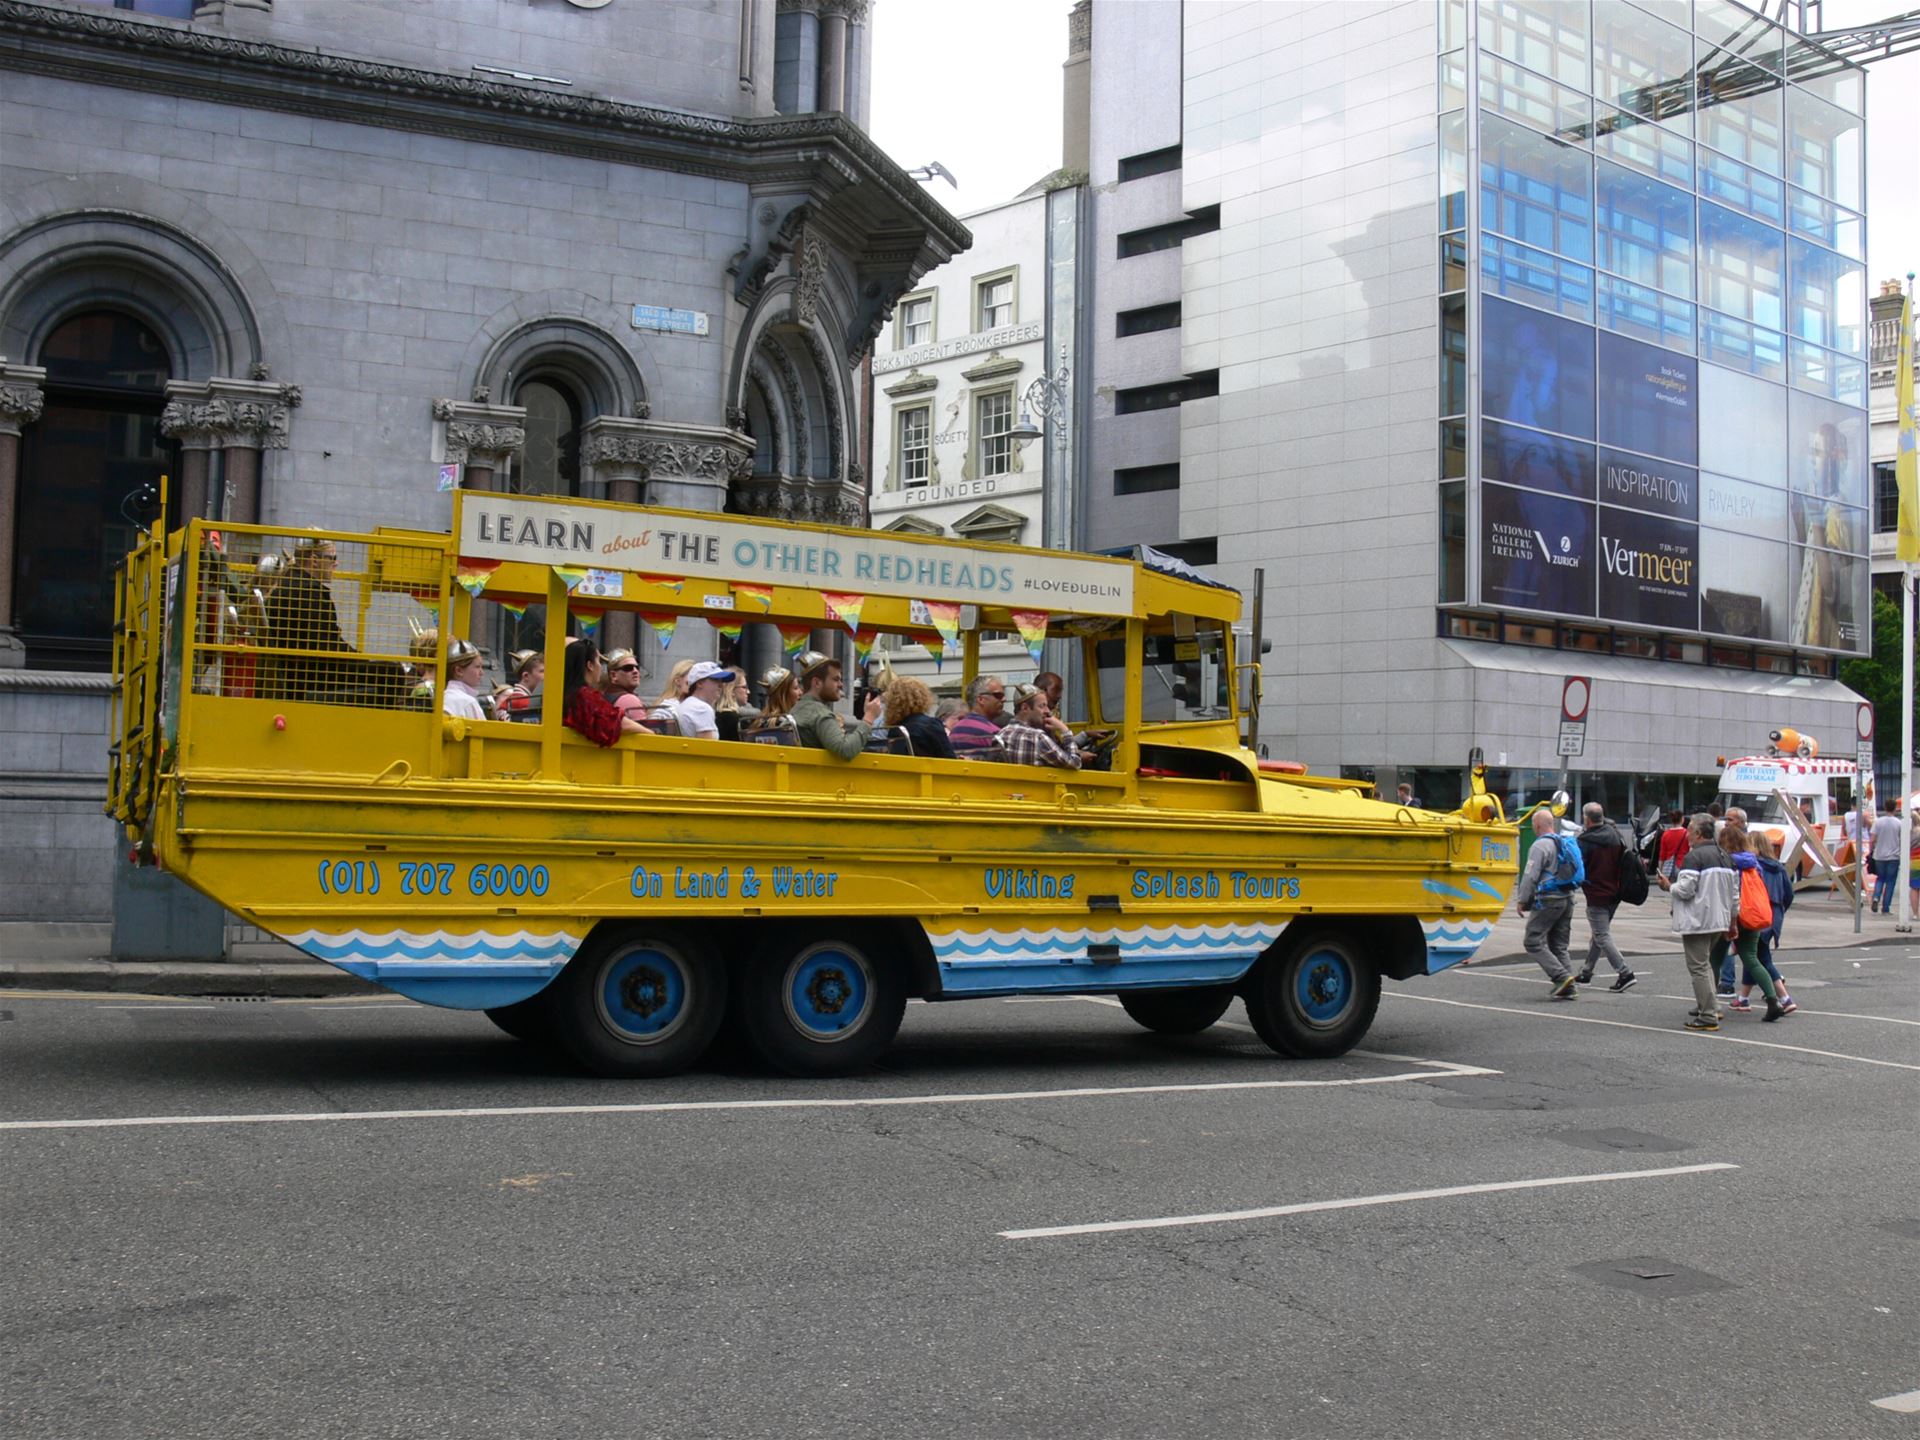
xmin=108 ymin=491 xmax=1517 ymax=1077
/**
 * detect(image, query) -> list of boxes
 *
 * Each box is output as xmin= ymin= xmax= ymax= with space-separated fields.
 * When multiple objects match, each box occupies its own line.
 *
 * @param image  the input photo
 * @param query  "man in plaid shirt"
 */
xmin=992 ymin=683 xmax=1082 ymax=770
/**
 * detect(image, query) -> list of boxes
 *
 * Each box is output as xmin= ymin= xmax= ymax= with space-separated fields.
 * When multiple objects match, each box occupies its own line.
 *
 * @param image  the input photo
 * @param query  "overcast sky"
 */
xmin=871 ymin=0 xmax=1920 ymax=283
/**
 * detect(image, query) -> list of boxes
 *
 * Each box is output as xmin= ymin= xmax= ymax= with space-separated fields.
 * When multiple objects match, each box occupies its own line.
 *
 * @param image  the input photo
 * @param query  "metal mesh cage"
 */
xmin=190 ymin=528 xmax=442 ymax=711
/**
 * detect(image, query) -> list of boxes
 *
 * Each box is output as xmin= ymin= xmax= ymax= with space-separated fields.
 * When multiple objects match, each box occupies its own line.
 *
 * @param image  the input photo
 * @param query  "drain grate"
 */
xmin=1572 ymin=1257 xmax=1732 ymax=1299
xmin=208 ymin=995 xmax=271 ymax=1003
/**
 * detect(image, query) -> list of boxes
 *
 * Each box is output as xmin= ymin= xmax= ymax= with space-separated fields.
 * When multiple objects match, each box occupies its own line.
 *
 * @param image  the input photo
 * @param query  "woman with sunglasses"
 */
xmin=561 ymin=639 xmax=646 ymax=747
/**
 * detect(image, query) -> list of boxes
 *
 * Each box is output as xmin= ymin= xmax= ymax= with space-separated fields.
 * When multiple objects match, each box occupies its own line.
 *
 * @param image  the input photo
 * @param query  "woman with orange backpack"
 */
xmin=1712 ymin=821 xmax=1789 ymax=1022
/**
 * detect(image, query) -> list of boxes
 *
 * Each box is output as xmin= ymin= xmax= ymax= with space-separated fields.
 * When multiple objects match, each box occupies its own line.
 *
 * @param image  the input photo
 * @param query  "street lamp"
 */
xmin=1010 ymin=345 xmax=1070 ymax=443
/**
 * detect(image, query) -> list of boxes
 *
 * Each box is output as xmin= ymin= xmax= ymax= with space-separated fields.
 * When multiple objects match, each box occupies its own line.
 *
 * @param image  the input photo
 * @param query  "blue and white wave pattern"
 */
xmin=283 ymin=926 xmax=584 ymax=982
xmin=1421 ymin=917 xmax=1493 ymax=973
xmin=925 ymin=921 xmax=1283 ymax=996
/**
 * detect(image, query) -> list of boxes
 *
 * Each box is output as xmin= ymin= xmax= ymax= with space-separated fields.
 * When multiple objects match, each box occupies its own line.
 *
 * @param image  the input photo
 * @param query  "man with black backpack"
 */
xmin=1515 ymin=806 xmax=1584 ymax=1000
xmin=1574 ymin=803 xmax=1642 ymax=992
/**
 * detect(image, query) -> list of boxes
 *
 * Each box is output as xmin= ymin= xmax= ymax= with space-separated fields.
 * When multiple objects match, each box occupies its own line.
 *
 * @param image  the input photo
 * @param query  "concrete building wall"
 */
xmin=1083 ymin=0 xmax=1184 ymax=553
xmin=1181 ymin=0 xmax=1442 ymax=770
xmin=204 ymin=0 xmax=781 ymax=121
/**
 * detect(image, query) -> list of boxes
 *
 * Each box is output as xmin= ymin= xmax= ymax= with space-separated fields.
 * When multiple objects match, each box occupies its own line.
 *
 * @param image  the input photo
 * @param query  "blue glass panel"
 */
xmin=1697 ymin=45 xmax=1786 ymax=176
xmin=1479 ymin=111 xmax=1593 ymax=263
xmin=1592 ymin=0 xmax=1694 ymax=135
xmin=1597 ymin=330 xmax=1698 ymax=465
xmin=1594 ymin=105 xmax=1693 ymax=187
xmin=1440 ymin=111 xmax=1468 ymax=232
xmin=1481 ymin=0 xmax=1590 ymax=90
xmin=1789 ymin=340 xmax=1867 ymax=406
xmin=1698 ymin=201 xmax=1785 ymax=331
xmin=1596 ymin=159 xmax=1693 ymax=297
xmin=1480 ymin=54 xmax=1591 ymax=143
xmin=1481 ymin=482 xmax=1597 ymax=617
xmin=1598 ymin=274 xmax=1696 ymax=353
xmin=1700 ymin=308 xmax=1787 ymax=383
xmin=1786 ymin=187 xmax=1864 ymax=261
xmin=1787 ymin=85 xmax=1864 ymax=210
xmin=1483 ymin=419 xmax=1595 ymax=499
xmin=1786 ymin=238 xmax=1865 ymax=356
xmin=1482 ymin=294 xmax=1598 ymax=439
xmin=1697 ymin=148 xmax=1785 ymax=224
xmin=1787 ymin=388 xmax=1869 ymax=512
xmin=1481 ymin=233 xmax=1595 ymax=321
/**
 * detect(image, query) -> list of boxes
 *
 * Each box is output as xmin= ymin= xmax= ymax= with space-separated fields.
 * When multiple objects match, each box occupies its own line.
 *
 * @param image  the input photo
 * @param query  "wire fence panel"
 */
xmin=189 ymin=528 xmax=443 ymax=712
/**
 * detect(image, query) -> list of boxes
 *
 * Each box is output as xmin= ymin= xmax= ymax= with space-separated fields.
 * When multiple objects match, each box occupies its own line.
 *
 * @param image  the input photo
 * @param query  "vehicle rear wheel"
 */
xmin=545 ymin=924 xmax=726 ymax=1078
xmin=1117 ymin=985 xmax=1235 ymax=1034
xmin=1244 ymin=930 xmax=1381 ymax=1059
xmin=736 ymin=926 xmax=906 ymax=1076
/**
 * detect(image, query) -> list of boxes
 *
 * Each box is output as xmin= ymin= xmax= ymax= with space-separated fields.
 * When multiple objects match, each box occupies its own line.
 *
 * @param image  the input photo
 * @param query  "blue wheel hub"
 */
xmin=1295 ymin=948 xmax=1355 ymax=1028
xmin=596 ymin=945 xmax=690 ymax=1044
xmin=783 ymin=945 xmax=872 ymax=1041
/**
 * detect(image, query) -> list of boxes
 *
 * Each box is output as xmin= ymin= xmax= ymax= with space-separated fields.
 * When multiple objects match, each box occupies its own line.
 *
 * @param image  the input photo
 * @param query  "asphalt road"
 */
xmin=2 ymin=945 xmax=1916 ymax=1440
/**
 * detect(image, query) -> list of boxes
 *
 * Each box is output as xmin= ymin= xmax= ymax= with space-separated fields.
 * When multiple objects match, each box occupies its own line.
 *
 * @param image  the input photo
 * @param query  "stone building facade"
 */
xmin=0 ymin=0 xmax=965 ymax=932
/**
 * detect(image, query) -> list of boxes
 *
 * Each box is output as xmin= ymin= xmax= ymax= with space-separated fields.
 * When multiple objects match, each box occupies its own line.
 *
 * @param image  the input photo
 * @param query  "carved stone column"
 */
xmin=0 ymin=361 xmax=46 ymax=667
xmin=433 ymin=396 xmax=527 ymax=493
xmin=161 ymin=376 xmax=301 ymax=525
xmin=818 ymin=0 xmax=849 ymax=112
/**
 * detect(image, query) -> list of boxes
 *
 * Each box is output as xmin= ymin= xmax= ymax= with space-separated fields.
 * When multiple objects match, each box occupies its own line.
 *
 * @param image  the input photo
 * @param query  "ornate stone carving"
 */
xmin=579 ymin=416 xmax=754 ymax=491
xmin=793 ymin=227 xmax=827 ymax=328
xmin=471 ymin=383 xmax=491 ymax=404
xmin=430 ymin=397 xmax=457 ymax=422
xmin=161 ymin=378 xmax=298 ymax=449
xmin=445 ymin=421 xmax=526 ymax=467
xmin=633 ymin=399 xmax=652 ymax=420
xmin=729 ymin=196 xmax=810 ymax=305
xmin=1067 ymin=0 xmax=1092 ymax=55
xmin=800 ymin=327 xmax=845 ymax=480
xmin=248 ymin=361 xmax=271 ymax=381
xmin=0 ymin=382 xmax=45 ymax=433
xmin=725 ymin=404 xmax=750 ymax=432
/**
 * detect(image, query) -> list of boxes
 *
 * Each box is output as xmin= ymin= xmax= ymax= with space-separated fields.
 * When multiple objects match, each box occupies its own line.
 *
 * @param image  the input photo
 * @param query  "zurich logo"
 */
xmin=1559 ymin=535 xmax=1572 ymax=554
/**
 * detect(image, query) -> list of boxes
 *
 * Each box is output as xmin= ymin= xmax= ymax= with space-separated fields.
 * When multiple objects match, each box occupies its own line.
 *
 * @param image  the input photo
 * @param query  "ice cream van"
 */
xmin=1714 ymin=730 xmax=1859 ymax=871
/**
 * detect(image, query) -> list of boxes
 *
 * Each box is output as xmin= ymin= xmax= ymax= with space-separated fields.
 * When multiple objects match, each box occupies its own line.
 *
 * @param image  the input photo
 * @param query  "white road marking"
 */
xmin=1386 ymin=991 xmax=1920 ymax=1072
xmin=1871 ymin=1390 xmax=1920 ymax=1413
xmin=1449 ymin=966 xmax=1920 ymax=1027
xmin=1000 ymin=1161 xmax=1740 ymax=1240
xmin=0 ymin=1062 xmax=1505 ymax=1135
xmin=100 ymin=1004 xmax=223 ymax=1011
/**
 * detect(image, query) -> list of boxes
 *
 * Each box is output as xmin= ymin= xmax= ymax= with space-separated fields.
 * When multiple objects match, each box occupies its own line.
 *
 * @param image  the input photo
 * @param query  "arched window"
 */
xmin=17 ymin=311 xmax=177 ymax=670
xmin=499 ymin=375 xmax=584 ymax=659
xmin=514 ymin=376 xmax=582 ymax=498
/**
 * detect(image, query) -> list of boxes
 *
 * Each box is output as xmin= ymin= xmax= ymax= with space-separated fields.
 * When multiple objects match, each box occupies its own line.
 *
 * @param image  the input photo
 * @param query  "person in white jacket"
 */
xmin=441 ymin=639 xmax=488 ymax=721
xmin=1668 ymin=813 xmax=1737 ymax=1032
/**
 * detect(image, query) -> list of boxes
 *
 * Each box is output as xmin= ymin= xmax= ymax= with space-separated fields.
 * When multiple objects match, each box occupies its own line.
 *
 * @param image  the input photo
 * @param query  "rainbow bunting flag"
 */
xmin=851 ymin=632 xmax=876 ymax=667
xmin=553 ymin=564 xmax=591 ymax=592
xmin=734 ymin=583 xmax=775 ymax=611
xmin=640 ymin=612 xmax=679 ymax=648
xmin=639 ymin=574 xmax=685 ymax=594
xmin=924 ymin=600 xmax=962 ymax=651
xmin=714 ymin=621 xmax=744 ymax=643
xmin=453 ymin=559 xmax=499 ymax=598
xmin=498 ymin=601 xmax=529 ymax=621
xmin=1010 ymin=609 xmax=1050 ymax=665
xmin=924 ymin=642 xmax=944 ymax=672
xmin=572 ymin=607 xmax=603 ymax=641
xmin=778 ymin=623 xmax=813 ymax=656
xmin=822 ymin=591 xmax=866 ymax=635
xmin=417 ymin=602 xmax=439 ymax=622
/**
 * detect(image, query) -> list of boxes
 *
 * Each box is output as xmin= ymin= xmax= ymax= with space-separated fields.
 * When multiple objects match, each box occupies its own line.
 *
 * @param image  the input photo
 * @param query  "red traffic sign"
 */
xmin=1857 ymin=702 xmax=1875 ymax=742
xmin=1561 ymin=676 xmax=1591 ymax=724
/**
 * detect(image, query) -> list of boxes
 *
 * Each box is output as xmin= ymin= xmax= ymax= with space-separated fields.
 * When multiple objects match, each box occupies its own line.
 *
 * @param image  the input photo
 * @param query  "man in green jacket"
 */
xmin=789 ymin=650 xmax=883 ymax=760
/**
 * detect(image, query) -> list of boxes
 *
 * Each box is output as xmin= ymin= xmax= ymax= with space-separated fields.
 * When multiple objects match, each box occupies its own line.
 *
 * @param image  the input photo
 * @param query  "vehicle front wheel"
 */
xmin=735 ymin=927 xmax=906 ymax=1077
xmin=545 ymin=924 xmax=726 ymax=1078
xmin=1244 ymin=930 xmax=1381 ymax=1059
xmin=1118 ymin=985 xmax=1235 ymax=1034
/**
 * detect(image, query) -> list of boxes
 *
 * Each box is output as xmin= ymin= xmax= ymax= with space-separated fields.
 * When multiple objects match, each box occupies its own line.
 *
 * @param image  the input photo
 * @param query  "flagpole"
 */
xmin=1895 ymin=278 xmax=1918 ymax=932
xmin=1901 ymin=561 xmax=1915 ymax=933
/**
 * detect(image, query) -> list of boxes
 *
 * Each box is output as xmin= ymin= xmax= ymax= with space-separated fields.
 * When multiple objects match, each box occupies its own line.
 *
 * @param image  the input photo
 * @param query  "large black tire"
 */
xmin=484 ymin=993 xmax=556 ymax=1045
xmin=735 ymin=925 xmax=906 ymax=1077
xmin=1243 ymin=929 xmax=1381 ymax=1059
xmin=1118 ymin=985 xmax=1236 ymax=1034
xmin=544 ymin=923 xmax=726 ymax=1078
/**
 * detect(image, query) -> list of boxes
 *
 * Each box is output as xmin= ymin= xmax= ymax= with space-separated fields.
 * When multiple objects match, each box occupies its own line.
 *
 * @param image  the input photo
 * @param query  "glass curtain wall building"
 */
xmin=1438 ymin=0 xmax=1870 ymax=672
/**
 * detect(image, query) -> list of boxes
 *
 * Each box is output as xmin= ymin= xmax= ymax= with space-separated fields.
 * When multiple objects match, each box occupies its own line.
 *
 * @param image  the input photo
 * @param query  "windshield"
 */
xmin=1095 ymin=619 xmax=1233 ymax=725
xmin=1716 ymin=791 xmax=1788 ymax=823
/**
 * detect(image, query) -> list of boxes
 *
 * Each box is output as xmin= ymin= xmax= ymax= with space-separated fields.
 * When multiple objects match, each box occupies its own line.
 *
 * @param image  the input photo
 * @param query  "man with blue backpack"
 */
xmin=1514 ymin=805 xmax=1584 ymax=1000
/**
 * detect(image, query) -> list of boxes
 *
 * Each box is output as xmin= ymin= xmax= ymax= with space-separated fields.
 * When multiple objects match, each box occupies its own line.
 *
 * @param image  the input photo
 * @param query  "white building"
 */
xmin=869 ymin=187 xmax=1050 ymax=551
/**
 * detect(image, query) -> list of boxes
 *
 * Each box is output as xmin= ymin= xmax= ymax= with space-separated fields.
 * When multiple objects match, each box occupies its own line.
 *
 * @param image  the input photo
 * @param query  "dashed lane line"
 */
xmin=1000 ymin=1162 xmax=1741 ymax=1240
xmin=1384 ymin=991 xmax=1920 ymax=1071
xmin=0 ymin=1061 xmax=1505 ymax=1135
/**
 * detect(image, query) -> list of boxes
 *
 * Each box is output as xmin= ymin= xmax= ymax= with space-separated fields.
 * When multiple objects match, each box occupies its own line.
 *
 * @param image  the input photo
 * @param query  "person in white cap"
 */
xmin=441 ymin=639 xmax=488 ymax=721
xmin=677 ymin=660 xmax=734 ymax=741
